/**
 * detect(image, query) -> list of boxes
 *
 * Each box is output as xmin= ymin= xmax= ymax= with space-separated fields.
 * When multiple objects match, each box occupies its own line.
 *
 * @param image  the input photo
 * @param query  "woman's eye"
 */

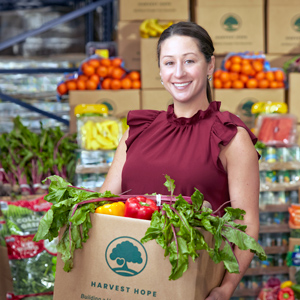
xmin=165 ymin=61 xmax=173 ymax=66
xmin=185 ymin=60 xmax=194 ymax=64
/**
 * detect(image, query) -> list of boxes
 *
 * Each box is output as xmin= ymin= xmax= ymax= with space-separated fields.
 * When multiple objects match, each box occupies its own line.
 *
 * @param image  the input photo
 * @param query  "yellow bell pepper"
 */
xmin=95 ymin=202 xmax=125 ymax=216
xmin=280 ymin=280 xmax=294 ymax=289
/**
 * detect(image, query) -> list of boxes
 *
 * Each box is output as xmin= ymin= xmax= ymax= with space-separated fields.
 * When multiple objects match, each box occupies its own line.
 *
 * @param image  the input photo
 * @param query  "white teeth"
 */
xmin=174 ymin=82 xmax=190 ymax=87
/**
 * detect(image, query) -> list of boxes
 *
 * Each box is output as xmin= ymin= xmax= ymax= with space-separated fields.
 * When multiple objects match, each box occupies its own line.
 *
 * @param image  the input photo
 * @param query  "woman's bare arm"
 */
xmin=206 ymin=127 xmax=260 ymax=300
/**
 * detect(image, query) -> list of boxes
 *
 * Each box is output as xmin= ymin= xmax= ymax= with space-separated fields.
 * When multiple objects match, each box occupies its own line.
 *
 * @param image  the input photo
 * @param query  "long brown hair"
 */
xmin=157 ymin=22 xmax=214 ymax=103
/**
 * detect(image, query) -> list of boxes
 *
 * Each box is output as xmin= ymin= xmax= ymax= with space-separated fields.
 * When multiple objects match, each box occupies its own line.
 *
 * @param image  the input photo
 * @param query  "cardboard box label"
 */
xmin=267 ymin=0 xmax=300 ymax=54
xmin=194 ymin=0 xmax=264 ymax=54
xmin=119 ymin=0 xmax=189 ymax=21
xmin=54 ymin=214 xmax=225 ymax=300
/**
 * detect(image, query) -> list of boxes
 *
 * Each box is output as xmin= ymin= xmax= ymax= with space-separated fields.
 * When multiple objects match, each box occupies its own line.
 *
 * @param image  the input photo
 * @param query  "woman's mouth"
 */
xmin=173 ymin=82 xmax=191 ymax=88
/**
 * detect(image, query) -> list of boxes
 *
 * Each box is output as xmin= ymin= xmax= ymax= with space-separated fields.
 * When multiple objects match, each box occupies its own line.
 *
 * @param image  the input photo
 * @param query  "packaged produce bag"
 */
xmin=54 ymin=214 xmax=226 ymax=300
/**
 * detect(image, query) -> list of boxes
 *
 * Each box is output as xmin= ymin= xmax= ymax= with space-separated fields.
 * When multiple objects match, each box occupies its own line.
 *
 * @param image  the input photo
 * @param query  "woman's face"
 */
xmin=159 ymin=35 xmax=214 ymax=105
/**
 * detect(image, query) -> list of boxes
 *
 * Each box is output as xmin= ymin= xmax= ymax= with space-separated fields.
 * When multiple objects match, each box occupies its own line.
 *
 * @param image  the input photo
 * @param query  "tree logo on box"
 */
xmin=105 ymin=236 xmax=148 ymax=277
xmin=291 ymin=14 xmax=300 ymax=32
xmin=221 ymin=13 xmax=242 ymax=31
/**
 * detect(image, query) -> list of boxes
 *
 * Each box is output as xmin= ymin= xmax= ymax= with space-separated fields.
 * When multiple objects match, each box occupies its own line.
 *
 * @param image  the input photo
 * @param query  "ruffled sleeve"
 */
xmin=125 ymin=109 xmax=161 ymax=150
xmin=211 ymin=111 xmax=259 ymax=171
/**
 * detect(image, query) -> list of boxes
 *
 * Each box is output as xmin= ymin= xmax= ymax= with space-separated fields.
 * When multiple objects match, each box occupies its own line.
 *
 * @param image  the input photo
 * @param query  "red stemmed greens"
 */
xmin=0 ymin=117 xmax=77 ymax=196
xmin=140 ymin=175 xmax=266 ymax=280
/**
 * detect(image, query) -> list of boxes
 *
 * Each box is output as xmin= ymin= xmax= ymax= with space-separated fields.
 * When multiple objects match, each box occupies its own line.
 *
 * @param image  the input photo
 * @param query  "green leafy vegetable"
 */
xmin=141 ymin=175 xmax=267 ymax=280
xmin=33 ymin=175 xmax=118 ymax=272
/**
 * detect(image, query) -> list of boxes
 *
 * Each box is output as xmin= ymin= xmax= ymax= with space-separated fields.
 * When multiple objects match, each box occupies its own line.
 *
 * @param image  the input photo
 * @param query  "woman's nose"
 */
xmin=175 ymin=63 xmax=186 ymax=78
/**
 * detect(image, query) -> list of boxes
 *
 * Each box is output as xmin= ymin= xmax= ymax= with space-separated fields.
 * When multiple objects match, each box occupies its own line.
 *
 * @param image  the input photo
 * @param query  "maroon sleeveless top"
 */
xmin=122 ymin=101 xmax=258 ymax=215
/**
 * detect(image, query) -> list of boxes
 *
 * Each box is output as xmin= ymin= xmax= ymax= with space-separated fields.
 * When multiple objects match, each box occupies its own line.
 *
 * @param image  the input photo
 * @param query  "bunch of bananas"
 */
xmin=81 ymin=119 xmax=121 ymax=150
xmin=139 ymin=19 xmax=173 ymax=38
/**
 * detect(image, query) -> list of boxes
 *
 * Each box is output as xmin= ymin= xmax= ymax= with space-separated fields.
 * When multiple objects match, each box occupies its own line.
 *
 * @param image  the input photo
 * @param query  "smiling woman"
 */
xmin=99 ymin=21 xmax=260 ymax=300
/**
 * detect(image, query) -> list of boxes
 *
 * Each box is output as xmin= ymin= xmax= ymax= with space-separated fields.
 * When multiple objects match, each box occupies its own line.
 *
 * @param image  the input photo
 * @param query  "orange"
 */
xmin=213 ymin=78 xmax=222 ymax=89
xmin=213 ymin=69 xmax=222 ymax=79
xmin=111 ymin=58 xmax=123 ymax=67
xmin=82 ymin=64 xmax=95 ymax=76
xmin=274 ymin=70 xmax=285 ymax=82
xmin=269 ymin=81 xmax=278 ymax=88
xmin=232 ymin=80 xmax=244 ymax=89
xmin=229 ymin=72 xmax=239 ymax=81
xmin=241 ymin=64 xmax=253 ymax=76
xmin=76 ymin=79 xmax=86 ymax=90
xmin=57 ymin=83 xmax=68 ymax=95
xmin=66 ymin=80 xmax=77 ymax=91
xmin=219 ymin=71 xmax=230 ymax=83
xmin=101 ymin=78 xmax=112 ymax=89
xmin=86 ymin=79 xmax=98 ymax=90
xmin=128 ymin=71 xmax=140 ymax=81
xmin=276 ymin=81 xmax=285 ymax=88
xmin=78 ymin=74 xmax=88 ymax=81
xmin=224 ymin=60 xmax=232 ymax=71
xmin=246 ymin=78 xmax=258 ymax=89
xmin=265 ymin=71 xmax=275 ymax=82
xmin=88 ymin=59 xmax=101 ymax=68
xmin=252 ymin=61 xmax=264 ymax=73
xmin=100 ymin=58 xmax=111 ymax=67
xmin=96 ymin=66 xmax=108 ymax=78
xmin=239 ymin=74 xmax=249 ymax=84
xmin=258 ymin=79 xmax=269 ymax=89
xmin=223 ymin=81 xmax=232 ymax=89
xmin=230 ymin=56 xmax=242 ymax=64
xmin=111 ymin=79 xmax=122 ymax=90
xmin=107 ymin=66 xmax=114 ymax=77
xmin=111 ymin=67 xmax=126 ymax=80
xmin=230 ymin=63 xmax=241 ymax=73
xmin=89 ymin=74 xmax=100 ymax=85
xmin=121 ymin=77 xmax=132 ymax=89
xmin=132 ymin=80 xmax=141 ymax=89
xmin=241 ymin=59 xmax=251 ymax=65
xmin=255 ymin=71 xmax=265 ymax=81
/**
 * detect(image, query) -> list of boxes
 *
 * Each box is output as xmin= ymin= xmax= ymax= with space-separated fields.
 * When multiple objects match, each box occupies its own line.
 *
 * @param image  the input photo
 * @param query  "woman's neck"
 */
xmin=173 ymin=100 xmax=210 ymax=118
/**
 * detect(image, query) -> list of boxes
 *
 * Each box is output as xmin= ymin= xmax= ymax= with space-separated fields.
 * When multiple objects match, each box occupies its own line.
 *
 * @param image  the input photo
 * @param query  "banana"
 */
xmin=139 ymin=19 xmax=150 ymax=35
xmin=148 ymin=19 xmax=164 ymax=35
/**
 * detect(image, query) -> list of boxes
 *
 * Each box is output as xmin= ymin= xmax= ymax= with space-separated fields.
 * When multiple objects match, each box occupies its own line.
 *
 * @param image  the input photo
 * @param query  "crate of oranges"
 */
xmin=213 ymin=52 xmax=286 ymax=90
xmin=56 ymin=55 xmax=141 ymax=98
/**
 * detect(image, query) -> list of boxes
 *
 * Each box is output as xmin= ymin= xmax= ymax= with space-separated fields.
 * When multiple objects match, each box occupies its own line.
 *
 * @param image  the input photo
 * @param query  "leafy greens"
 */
xmin=140 ymin=175 xmax=267 ymax=280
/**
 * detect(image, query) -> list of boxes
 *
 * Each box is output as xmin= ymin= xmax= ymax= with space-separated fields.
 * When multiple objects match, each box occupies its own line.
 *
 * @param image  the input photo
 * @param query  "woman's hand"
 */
xmin=205 ymin=287 xmax=230 ymax=300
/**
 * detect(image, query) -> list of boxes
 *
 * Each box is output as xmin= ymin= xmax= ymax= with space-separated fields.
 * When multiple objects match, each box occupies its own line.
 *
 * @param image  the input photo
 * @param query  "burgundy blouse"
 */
xmin=122 ymin=101 xmax=258 ymax=215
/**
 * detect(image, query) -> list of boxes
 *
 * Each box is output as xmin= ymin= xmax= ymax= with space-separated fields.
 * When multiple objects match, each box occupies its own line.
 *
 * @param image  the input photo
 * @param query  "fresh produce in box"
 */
xmin=124 ymin=196 xmax=158 ymax=220
xmin=213 ymin=52 xmax=286 ymax=89
xmin=95 ymin=201 xmax=125 ymax=216
xmin=56 ymin=55 xmax=141 ymax=97
xmin=33 ymin=175 xmax=266 ymax=280
xmin=75 ymin=104 xmax=122 ymax=150
xmin=0 ymin=117 xmax=77 ymax=196
xmin=139 ymin=19 xmax=173 ymax=38
xmin=256 ymin=114 xmax=297 ymax=146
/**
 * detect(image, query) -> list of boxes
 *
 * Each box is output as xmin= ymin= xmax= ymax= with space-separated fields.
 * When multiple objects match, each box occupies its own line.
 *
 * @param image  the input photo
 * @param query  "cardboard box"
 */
xmin=54 ymin=214 xmax=225 ymax=300
xmin=0 ymin=246 xmax=13 ymax=300
xmin=141 ymin=89 xmax=173 ymax=110
xmin=194 ymin=0 xmax=265 ymax=55
xmin=214 ymin=88 xmax=285 ymax=113
xmin=117 ymin=21 xmax=141 ymax=71
xmin=265 ymin=54 xmax=297 ymax=69
xmin=288 ymin=73 xmax=300 ymax=122
xmin=119 ymin=0 xmax=189 ymax=21
xmin=213 ymin=88 xmax=285 ymax=128
xmin=69 ymin=90 xmax=141 ymax=133
xmin=140 ymin=38 xmax=161 ymax=89
xmin=267 ymin=0 xmax=300 ymax=54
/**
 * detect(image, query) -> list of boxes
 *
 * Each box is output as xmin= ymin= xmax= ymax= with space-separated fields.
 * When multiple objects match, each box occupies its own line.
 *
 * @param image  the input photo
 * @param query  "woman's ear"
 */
xmin=207 ymin=56 xmax=215 ymax=76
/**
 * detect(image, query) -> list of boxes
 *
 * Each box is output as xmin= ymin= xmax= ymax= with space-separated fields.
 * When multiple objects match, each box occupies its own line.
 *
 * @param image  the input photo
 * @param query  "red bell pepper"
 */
xmin=278 ymin=287 xmax=295 ymax=300
xmin=124 ymin=196 xmax=158 ymax=220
